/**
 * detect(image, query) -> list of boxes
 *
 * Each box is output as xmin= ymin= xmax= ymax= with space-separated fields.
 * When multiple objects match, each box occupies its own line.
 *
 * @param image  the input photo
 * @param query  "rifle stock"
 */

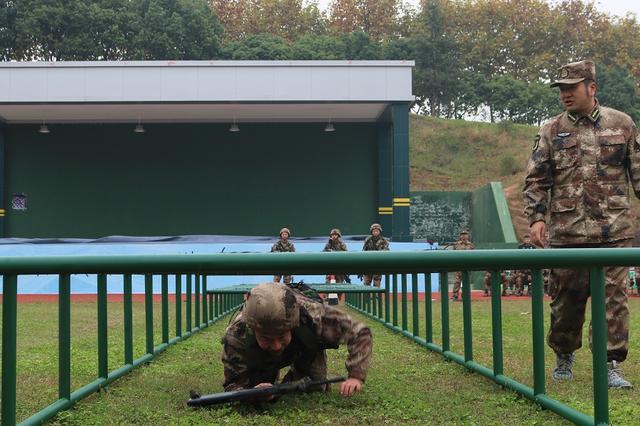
xmin=187 ymin=376 xmax=346 ymax=407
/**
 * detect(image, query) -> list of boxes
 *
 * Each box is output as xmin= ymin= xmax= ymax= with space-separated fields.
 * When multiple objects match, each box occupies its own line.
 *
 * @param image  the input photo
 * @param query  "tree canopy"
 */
xmin=2 ymin=0 xmax=639 ymax=123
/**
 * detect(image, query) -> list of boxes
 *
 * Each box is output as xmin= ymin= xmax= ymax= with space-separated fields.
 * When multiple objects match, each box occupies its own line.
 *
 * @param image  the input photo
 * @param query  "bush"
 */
xmin=499 ymin=154 xmax=521 ymax=176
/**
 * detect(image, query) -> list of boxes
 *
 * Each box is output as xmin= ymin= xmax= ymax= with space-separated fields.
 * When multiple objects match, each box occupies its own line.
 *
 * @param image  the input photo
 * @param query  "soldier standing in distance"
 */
xmin=271 ymin=227 xmax=295 ymax=284
xmin=514 ymin=234 xmax=536 ymax=296
xmin=323 ymin=228 xmax=348 ymax=283
xmin=221 ymin=283 xmax=372 ymax=397
xmin=523 ymin=60 xmax=640 ymax=388
xmin=362 ymin=223 xmax=389 ymax=287
xmin=451 ymin=230 xmax=475 ymax=301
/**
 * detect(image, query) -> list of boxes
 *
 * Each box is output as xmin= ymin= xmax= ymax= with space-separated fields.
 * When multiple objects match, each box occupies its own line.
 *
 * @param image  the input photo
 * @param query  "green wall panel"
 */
xmin=471 ymin=182 xmax=518 ymax=248
xmin=5 ymin=123 xmax=377 ymax=238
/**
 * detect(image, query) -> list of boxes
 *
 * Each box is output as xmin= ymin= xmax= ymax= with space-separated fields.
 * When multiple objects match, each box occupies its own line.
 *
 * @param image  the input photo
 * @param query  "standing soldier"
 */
xmin=482 ymin=271 xmax=507 ymax=297
xmin=523 ymin=60 xmax=640 ymax=388
xmin=515 ymin=234 xmax=536 ymax=296
xmin=271 ymin=227 xmax=295 ymax=284
xmin=451 ymin=230 xmax=475 ymax=301
xmin=362 ymin=223 xmax=389 ymax=287
xmin=323 ymin=228 xmax=348 ymax=283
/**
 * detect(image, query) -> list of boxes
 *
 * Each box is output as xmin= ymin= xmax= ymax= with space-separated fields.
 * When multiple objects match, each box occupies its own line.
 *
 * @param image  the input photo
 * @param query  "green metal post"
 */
xmin=124 ymin=274 xmax=133 ymax=364
xmin=590 ymin=267 xmax=609 ymax=426
xmin=531 ymin=269 xmax=545 ymax=396
xmin=491 ymin=271 xmax=504 ymax=376
xmin=186 ymin=274 xmax=192 ymax=331
xmin=202 ymin=275 xmax=208 ymax=324
xmin=411 ymin=273 xmax=419 ymax=336
xmin=401 ymin=274 xmax=408 ymax=331
xmin=59 ymin=274 xmax=71 ymax=400
xmin=175 ymin=274 xmax=182 ymax=337
xmin=391 ymin=103 xmax=411 ymax=241
xmin=425 ymin=273 xmax=433 ymax=343
xmin=377 ymin=292 xmax=383 ymax=320
xmin=462 ymin=271 xmax=473 ymax=362
xmin=195 ymin=274 xmax=200 ymax=327
xmin=440 ymin=272 xmax=450 ymax=352
xmin=1 ymin=274 xmax=17 ymax=426
xmin=161 ymin=274 xmax=169 ymax=344
xmin=392 ymin=274 xmax=398 ymax=326
xmin=97 ymin=274 xmax=108 ymax=379
xmin=145 ymin=274 xmax=154 ymax=355
xmin=384 ymin=274 xmax=390 ymax=323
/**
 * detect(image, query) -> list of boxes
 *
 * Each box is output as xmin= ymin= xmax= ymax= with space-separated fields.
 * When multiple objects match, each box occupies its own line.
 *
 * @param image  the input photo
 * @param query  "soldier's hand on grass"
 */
xmin=340 ymin=378 xmax=362 ymax=396
xmin=253 ymin=382 xmax=275 ymax=401
xmin=530 ymin=221 xmax=546 ymax=247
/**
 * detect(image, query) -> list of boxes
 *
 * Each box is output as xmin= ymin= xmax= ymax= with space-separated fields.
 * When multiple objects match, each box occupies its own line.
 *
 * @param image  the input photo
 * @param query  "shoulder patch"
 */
xmin=533 ymin=134 xmax=541 ymax=151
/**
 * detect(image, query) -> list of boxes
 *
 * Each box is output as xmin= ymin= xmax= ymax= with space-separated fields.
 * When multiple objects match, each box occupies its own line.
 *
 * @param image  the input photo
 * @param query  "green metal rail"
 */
xmin=2 ymin=248 xmax=638 ymax=425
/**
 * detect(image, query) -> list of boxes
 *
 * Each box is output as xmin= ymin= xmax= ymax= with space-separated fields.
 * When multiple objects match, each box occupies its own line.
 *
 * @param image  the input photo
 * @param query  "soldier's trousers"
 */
xmin=452 ymin=271 xmax=464 ymax=295
xmin=483 ymin=271 xmax=507 ymax=294
xmin=273 ymin=275 xmax=292 ymax=284
xmin=363 ymin=275 xmax=381 ymax=288
xmin=548 ymin=239 xmax=630 ymax=362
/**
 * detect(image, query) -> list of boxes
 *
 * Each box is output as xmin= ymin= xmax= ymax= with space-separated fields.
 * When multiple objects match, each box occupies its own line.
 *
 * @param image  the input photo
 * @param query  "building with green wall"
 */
xmin=0 ymin=61 xmax=414 ymax=240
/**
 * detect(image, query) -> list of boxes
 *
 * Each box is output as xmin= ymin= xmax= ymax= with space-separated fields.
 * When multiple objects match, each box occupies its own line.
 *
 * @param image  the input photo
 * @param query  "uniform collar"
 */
xmin=566 ymin=100 xmax=600 ymax=126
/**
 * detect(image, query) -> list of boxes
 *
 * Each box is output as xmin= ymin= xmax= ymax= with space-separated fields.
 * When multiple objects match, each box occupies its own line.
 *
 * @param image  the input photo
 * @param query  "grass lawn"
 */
xmin=2 ymin=298 xmax=639 ymax=425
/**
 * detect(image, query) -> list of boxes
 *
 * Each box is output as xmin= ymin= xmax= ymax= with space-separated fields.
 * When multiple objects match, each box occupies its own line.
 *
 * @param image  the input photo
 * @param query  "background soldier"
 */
xmin=323 ymin=228 xmax=348 ymax=283
xmin=271 ymin=227 xmax=295 ymax=284
xmin=514 ymin=234 xmax=536 ymax=296
xmin=483 ymin=270 xmax=507 ymax=296
xmin=362 ymin=223 xmax=389 ymax=287
xmin=221 ymin=283 xmax=372 ymax=397
xmin=523 ymin=60 xmax=640 ymax=388
xmin=451 ymin=230 xmax=475 ymax=301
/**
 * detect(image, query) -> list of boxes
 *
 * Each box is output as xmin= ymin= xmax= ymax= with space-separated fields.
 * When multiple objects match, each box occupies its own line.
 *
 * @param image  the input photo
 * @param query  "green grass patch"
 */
xmin=2 ymin=299 xmax=639 ymax=424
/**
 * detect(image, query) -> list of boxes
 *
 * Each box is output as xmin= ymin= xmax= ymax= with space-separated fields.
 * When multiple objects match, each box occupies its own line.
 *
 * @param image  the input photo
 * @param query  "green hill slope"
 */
xmin=408 ymin=114 xmax=640 ymax=240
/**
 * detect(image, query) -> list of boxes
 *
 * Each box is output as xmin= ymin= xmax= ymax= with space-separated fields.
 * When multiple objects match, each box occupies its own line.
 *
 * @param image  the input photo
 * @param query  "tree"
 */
xmin=0 ymin=1 xmax=17 ymax=60
xmin=210 ymin=0 xmax=326 ymax=42
xmin=327 ymin=0 xmax=403 ymax=41
xmin=129 ymin=0 xmax=223 ymax=60
xmin=222 ymin=33 xmax=292 ymax=59
xmin=597 ymin=65 xmax=640 ymax=123
xmin=291 ymin=34 xmax=345 ymax=59
xmin=339 ymin=31 xmax=379 ymax=59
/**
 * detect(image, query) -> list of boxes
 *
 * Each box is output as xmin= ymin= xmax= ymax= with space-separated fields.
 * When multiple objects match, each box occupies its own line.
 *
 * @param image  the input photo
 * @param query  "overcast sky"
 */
xmin=315 ymin=0 xmax=640 ymax=19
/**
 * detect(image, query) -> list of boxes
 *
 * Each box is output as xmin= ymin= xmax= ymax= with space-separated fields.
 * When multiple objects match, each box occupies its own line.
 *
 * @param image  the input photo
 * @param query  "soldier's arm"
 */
xmin=221 ymin=326 xmax=251 ymax=392
xmin=319 ymin=307 xmax=372 ymax=382
xmin=523 ymin=125 xmax=553 ymax=225
xmin=627 ymin=123 xmax=640 ymax=198
xmin=270 ymin=243 xmax=277 ymax=253
xmin=382 ymin=239 xmax=390 ymax=251
xmin=290 ymin=243 xmax=296 ymax=252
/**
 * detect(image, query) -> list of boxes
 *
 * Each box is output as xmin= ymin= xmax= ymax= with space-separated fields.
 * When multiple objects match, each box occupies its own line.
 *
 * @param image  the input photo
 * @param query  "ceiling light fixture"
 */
xmin=39 ymin=121 xmax=50 ymax=134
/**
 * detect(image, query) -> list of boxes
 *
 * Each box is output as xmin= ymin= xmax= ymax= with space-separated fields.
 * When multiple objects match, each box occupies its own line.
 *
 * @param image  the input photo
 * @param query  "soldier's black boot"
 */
xmin=450 ymin=291 xmax=458 ymax=301
xmin=552 ymin=352 xmax=575 ymax=381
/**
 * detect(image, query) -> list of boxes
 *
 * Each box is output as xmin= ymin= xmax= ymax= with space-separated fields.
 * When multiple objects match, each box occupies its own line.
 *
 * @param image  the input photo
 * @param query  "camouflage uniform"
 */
xmin=483 ymin=271 xmax=507 ymax=296
xmin=452 ymin=238 xmax=475 ymax=299
xmin=514 ymin=242 xmax=537 ymax=296
xmin=362 ymin=233 xmax=389 ymax=287
xmin=221 ymin=284 xmax=372 ymax=392
xmin=523 ymin=63 xmax=640 ymax=362
xmin=271 ymin=238 xmax=295 ymax=284
xmin=323 ymin=237 xmax=348 ymax=283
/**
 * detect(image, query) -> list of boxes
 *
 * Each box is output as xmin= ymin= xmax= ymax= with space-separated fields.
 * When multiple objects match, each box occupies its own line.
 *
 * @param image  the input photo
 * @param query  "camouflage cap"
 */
xmin=370 ymin=223 xmax=382 ymax=233
xmin=244 ymin=283 xmax=300 ymax=332
xmin=459 ymin=230 xmax=469 ymax=235
xmin=550 ymin=60 xmax=596 ymax=87
xmin=330 ymin=228 xmax=342 ymax=237
xmin=279 ymin=227 xmax=291 ymax=237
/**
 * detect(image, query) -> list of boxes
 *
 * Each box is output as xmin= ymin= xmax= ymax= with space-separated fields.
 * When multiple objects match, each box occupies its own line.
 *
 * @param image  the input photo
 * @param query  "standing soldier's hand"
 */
xmin=340 ymin=378 xmax=362 ymax=396
xmin=530 ymin=221 xmax=547 ymax=247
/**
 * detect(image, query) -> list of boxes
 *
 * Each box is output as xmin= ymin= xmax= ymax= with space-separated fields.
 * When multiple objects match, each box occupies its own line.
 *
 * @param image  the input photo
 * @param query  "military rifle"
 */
xmin=187 ymin=376 xmax=346 ymax=407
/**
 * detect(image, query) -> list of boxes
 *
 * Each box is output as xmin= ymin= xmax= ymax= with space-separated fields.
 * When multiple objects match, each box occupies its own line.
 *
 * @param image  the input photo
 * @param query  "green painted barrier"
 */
xmin=1 ymin=249 xmax=634 ymax=425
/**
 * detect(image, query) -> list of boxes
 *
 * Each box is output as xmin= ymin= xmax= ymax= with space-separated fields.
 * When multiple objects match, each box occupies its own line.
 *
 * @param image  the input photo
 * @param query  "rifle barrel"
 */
xmin=187 ymin=376 xmax=346 ymax=407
